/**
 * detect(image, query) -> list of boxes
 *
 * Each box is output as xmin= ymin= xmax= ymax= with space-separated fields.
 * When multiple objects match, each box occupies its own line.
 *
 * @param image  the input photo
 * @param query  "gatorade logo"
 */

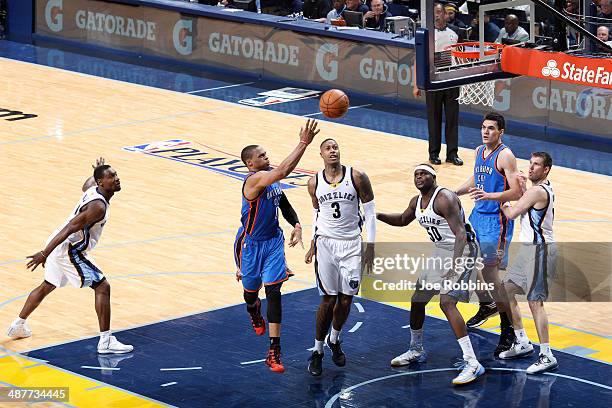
xmin=541 ymin=60 xmax=560 ymax=78
xmin=316 ymin=43 xmax=339 ymax=81
xmin=173 ymin=19 xmax=193 ymax=56
xmin=45 ymin=0 xmax=63 ymax=32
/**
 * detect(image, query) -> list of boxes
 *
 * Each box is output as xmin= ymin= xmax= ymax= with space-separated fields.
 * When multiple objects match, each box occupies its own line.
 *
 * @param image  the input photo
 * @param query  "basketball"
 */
xmin=319 ymin=89 xmax=349 ymax=119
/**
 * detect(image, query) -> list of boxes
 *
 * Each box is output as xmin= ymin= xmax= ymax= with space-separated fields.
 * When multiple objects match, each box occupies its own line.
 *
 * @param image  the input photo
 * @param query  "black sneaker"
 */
xmin=466 ymin=302 xmax=498 ymax=328
xmin=494 ymin=328 xmax=516 ymax=357
xmin=308 ymin=351 xmax=323 ymax=376
xmin=326 ymin=336 xmax=346 ymax=367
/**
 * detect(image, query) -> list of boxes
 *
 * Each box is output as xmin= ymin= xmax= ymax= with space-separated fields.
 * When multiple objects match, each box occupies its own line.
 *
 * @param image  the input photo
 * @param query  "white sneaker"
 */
xmin=390 ymin=346 xmax=427 ymax=367
xmin=7 ymin=320 xmax=32 ymax=339
xmin=97 ymin=336 xmax=134 ymax=354
xmin=499 ymin=340 xmax=534 ymax=359
xmin=452 ymin=358 xmax=485 ymax=385
xmin=527 ymin=353 xmax=558 ymax=374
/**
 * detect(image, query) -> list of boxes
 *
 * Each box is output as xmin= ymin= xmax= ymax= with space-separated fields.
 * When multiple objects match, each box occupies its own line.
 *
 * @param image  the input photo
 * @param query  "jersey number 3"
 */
xmin=331 ymin=202 xmax=341 ymax=219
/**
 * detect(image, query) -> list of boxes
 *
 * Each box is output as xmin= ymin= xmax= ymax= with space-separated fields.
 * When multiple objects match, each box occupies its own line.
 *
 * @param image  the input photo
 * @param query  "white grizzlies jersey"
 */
xmin=46 ymin=187 xmax=110 ymax=253
xmin=416 ymin=187 xmax=467 ymax=251
xmin=315 ymin=165 xmax=361 ymax=240
xmin=519 ymin=181 xmax=555 ymax=244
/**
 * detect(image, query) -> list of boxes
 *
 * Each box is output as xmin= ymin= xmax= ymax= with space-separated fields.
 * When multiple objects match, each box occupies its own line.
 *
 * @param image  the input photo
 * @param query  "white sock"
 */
xmin=410 ymin=328 xmax=423 ymax=348
xmin=330 ymin=328 xmax=341 ymax=344
xmin=314 ymin=340 xmax=324 ymax=353
xmin=99 ymin=330 xmax=111 ymax=344
xmin=514 ymin=328 xmax=529 ymax=344
xmin=540 ymin=343 xmax=552 ymax=357
xmin=457 ymin=335 xmax=477 ymax=361
xmin=13 ymin=317 xmax=26 ymax=325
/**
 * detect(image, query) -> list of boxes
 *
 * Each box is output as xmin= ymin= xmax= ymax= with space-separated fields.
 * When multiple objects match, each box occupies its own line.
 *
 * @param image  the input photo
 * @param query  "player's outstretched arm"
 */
xmin=501 ymin=186 xmax=546 ymax=220
xmin=26 ymin=201 xmax=106 ymax=271
xmin=376 ymin=195 xmax=418 ymax=227
xmin=249 ymin=120 xmax=319 ymax=193
xmin=305 ymin=176 xmax=319 ymax=264
xmin=82 ymin=157 xmax=105 ymax=192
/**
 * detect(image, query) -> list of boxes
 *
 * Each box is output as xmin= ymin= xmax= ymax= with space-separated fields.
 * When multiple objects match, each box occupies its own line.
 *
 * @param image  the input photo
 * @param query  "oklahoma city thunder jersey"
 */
xmin=314 ymin=165 xmax=361 ymax=240
xmin=47 ymin=186 xmax=109 ymax=253
xmin=240 ymin=174 xmax=283 ymax=240
xmin=473 ymin=144 xmax=509 ymax=214
xmin=518 ymin=181 xmax=555 ymax=244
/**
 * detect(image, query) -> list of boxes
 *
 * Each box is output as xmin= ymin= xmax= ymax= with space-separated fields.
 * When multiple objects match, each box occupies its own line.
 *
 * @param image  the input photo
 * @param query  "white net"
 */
xmin=458 ymin=81 xmax=496 ymax=107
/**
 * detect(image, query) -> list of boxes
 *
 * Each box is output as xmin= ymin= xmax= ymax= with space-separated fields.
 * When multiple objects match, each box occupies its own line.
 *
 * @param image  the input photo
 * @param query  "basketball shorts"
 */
xmin=314 ymin=235 xmax=361 ymax=296
xmin=504 ymin=243 xmax=557 ymax=302
xmin=468 ymin=211 xmax=514 ymax=268
xmin=416 ymin=241 xmax=480 ymax=302
xmin=234 ymin=228 xmax=288 ymax=292
xmin=44 ymin=242 xmax=105 ymax=288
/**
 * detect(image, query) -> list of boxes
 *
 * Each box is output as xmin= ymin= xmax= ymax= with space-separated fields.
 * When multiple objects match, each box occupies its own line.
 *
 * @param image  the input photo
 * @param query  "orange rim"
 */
xmin=448 ymin=42 xmax=505 ymax=60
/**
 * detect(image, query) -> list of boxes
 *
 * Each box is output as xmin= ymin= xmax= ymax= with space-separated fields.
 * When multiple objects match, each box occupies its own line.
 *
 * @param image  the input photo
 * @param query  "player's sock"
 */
xmin=540 ymin=343 xmax=552 ymax=357
xmin=410 ymin=328 xmax=423 ymax=348
xmin=514 ymin=328 xmax=529 ymax=344
xmin=13 ymin=317 xmax=26 ymax=325
xmin=330 ymin=328 xmax=341 ymax=344
xmin=458 ymin=335 xmax=477 ymax=360
xmin=499 ymin=311 xmax=513 ymax=331
xmin=314 ymin=339 xmax=324 ymax=353
xmin=270 ymin=337 xmax=280 ymax=348
xmin=99 ymin=330 xmax=111 ymax=344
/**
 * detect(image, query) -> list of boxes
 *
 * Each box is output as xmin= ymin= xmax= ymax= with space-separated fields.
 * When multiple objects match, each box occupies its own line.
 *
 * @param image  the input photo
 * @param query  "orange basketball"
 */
xmin=319 ymin=89 xmax=349 ymax=119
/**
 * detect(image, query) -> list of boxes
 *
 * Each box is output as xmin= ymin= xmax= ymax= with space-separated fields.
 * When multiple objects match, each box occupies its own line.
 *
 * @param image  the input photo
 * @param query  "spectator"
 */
xmin=303 ymin=0 xmax=333 ymax=19
xmin=445 ymin=3 xmax=467 ymax=29
xmin=597 ymin=25 xmax=610 ymax=42
xmin=598 ymin=0 xmax=612 ymax=20
xmin=414 ymin=3 xmax=463 ymax=166
xmin=342 ymin=0 xmax=368 ymax=17
xmin=363 ymin=0 xmax=392 ymax=31
xmin=326 ymin=0 xmax=346 ymax=23
xmin=468 ymin=14 xmax=500 ymax=42
xmin=496 ymin=14 xmax=530 ymax=43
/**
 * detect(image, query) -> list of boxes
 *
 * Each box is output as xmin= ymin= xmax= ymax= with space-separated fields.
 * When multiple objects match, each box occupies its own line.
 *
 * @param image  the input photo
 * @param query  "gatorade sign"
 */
xmin=502 ymin=47 xmax=612 ymax=89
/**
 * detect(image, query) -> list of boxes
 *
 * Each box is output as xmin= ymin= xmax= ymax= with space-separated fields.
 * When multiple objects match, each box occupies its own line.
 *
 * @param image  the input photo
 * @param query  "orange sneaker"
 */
xmin=265 ymin=346 xmax=285 ymax=373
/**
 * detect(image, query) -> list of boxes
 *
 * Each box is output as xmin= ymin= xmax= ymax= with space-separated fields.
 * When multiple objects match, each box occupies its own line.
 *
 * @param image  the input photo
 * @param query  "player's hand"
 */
xmin=305 ymin=244 xmax=315 ymax=264
xmin=92 ymin=157 xmax=105 ymax=169
xmin=412 ymin=87 xmax=421 ymax=98
xmin=288 ymin=224 xmax=304 ymax=248
xmin=362 ymin=243 xmax=375 ymax=275
xmin=235 ymin=268 xmax=242 ymax=282
xmin=299 ymin=119 xmax=320 ymax=145
xmin=517 ymin=171 xmax=528 ymax=195
xmin=468 ymin=187 xmax=490 ymax=201
xmin=26 ymin=251 xmax=47 ymax=271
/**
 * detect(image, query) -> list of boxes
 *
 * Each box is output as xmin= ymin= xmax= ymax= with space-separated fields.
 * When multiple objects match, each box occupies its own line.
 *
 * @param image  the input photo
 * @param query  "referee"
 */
xmin=413 ymin=3 xmax=463 ymax=166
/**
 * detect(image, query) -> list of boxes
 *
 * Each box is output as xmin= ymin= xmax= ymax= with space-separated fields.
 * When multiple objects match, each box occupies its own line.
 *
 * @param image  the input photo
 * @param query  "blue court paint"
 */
xmin=562 ymin=345 xmax=600 ymax=357
xmin=0 ymin=40 xmax=611 ymax=175
xmin=25 ymin=289 xmax=612 ymax=408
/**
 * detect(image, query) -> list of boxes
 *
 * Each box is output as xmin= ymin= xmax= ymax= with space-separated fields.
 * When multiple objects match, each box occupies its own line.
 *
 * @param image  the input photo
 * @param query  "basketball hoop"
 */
xmin=448 ymin=42 xmax=505 ymax=107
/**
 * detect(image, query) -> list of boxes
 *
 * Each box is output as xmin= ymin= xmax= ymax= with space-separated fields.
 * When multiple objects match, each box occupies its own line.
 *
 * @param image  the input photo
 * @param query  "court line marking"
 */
xmin=303 ymin=104 xmax=372 ymax=117
xmin=84 ymin=385 xmax=106 ymax=391
xmin=159 ymin=367 xmax=202 ymax=371
xmin=348 ymin=321 xmax=363 ymax=333
xmin=3 ymin=56 xmax=610 ymax=179
xmin=81 ymin=366 xmax=120 ymax=371
xmin=324 ymin=367 xmax=612 ymax=408
xmin=160 ymin=382 xmax=178 ymax=387
xmin=354 ymin=302 xmax=365 ymax=313
xmin=186 ymin=82 xmax=254 ymax=93
xmin=240 ymin=359 xmax=266 ymax=365
xmin=402 ymin=324 xmax=411 ymax=329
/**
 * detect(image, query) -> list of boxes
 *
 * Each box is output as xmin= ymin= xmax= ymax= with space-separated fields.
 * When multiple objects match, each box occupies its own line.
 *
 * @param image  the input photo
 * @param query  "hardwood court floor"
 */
xmin=0 ymin=57 xmax=610 ymax=363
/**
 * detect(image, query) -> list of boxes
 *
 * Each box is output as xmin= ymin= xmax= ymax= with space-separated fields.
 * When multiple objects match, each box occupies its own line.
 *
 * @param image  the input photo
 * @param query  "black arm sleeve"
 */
xmin=279 ymin=192 xmax=300 ymax=227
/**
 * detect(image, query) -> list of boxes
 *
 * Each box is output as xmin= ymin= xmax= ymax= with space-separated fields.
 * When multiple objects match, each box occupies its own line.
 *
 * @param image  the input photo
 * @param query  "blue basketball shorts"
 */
xmin=234 ymin=228 xmax=288 ymax=292
xmin=468 ymin=211 xmax=514 ymax=268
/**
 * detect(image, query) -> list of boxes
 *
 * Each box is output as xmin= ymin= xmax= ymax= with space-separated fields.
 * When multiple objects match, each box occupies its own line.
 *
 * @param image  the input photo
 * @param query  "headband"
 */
xmin=414 ymin=165 xmax=437 ymax=177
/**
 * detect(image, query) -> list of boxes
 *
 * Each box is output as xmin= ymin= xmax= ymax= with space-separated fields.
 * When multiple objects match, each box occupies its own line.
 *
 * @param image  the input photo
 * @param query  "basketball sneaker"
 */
xmin=249 ymin=300 xmax=266 ymax=336
xmin=494 ymin=327 xmax=516 ymax=357
xmin=526 ymin=354 xmax=558 ymax=374
xmin=7 ymin=319 xmax=32 ymax=339
xmin=97 ymin=336 xmax=134 ymax=354
xmin=390 ymin=346 xmax=427 ymax=366
xmin=308 ymin=351 xmax=323 ymax=376
xmin=326 ymin=335 xmax=346 ymax=367
xmin=466 ymin=302 xmax=498 ymax=328
xmin=499 ymin=340 xmax=534 ymax=359
xmin=452 ymin=358 xmax=485 ymax=385
xmin=265 ymin=346 xmax=285 ymax=373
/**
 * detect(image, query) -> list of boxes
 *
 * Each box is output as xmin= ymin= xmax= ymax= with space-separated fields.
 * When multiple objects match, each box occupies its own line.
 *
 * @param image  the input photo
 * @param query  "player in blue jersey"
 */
xmin=455 ymin=112 xmax=523 ymax=356
xmin=234 ymin=119 xmax=320 ymax=373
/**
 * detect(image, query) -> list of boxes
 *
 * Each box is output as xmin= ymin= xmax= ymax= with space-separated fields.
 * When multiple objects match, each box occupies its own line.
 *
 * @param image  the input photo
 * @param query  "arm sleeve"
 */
xmin=279 ymin=192 xmax=300 ymax=227
xmin=363 ymin=200 xmax=376 ymax=243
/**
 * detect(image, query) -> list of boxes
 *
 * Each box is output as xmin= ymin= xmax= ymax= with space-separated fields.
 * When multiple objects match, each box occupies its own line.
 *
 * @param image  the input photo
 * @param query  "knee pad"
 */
xmin=265 ymin=283 xmax=282 ymax=324
xmin=243 ymin=290 xmax=259 ymax=314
